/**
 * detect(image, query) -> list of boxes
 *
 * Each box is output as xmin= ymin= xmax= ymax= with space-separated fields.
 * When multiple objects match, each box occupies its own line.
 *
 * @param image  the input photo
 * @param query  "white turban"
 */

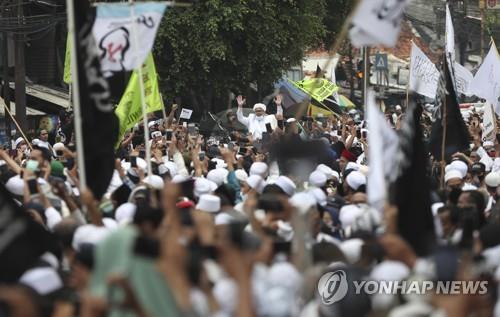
xmin=253 ymin=103 xmax=267 ymax=112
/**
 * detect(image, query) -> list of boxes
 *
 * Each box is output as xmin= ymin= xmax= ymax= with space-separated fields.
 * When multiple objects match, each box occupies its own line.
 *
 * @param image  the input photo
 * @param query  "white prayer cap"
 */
xmin=308 ymin=187 xmax=327 ymax=206
xmin=172 ymin=174 xmax=189 ymax=183
xmin=462 ymin=183 xmax=478 ymax=191
xmin=6 ymin=175 xmax=24 ymax=196
xmin=53 ymin=142 xmax=65 ymax=151
xmin=143 ymin=175 xmax=164 ymax=190
xmin=211 ymin=158 xmax=228 ymax=169
xmin=316 ymin=164 xmax=334 ymax=179
xmin=163 ymin=161 xmax=178 ymax=176
xmin=41 ymin=252 xmax=59 ymax=269
xmin=253 ymin=103 xmax=266 ymax=112
xmin=339 ymin=204 xmax=363 ymax=227
xmin=31 ymin=138 xmax=40 ymax=146
xmin=250 ymin=162 xmax=268 ymax=177
xmin=395 ymin=105 xmax=402 ymax=110
xmin=115 ymin=202 xmax=136 ymax=225
xmin=234 ymin=169 xmax=248 ymax=182
xmin=196 ymin=194 xmax=221 ymax=213
xmin=246 ymin=175 xmax=265 ymax=193
xmin=14 ymin=137 xmax=25 ymax=148
xmin=339 ymin=238 xmax=364 ymax=264
xmin=20 ymin=267 xmax=63 ymax=295
xmin=290 ymin=192 xmax=316 ymax=214
xmin=102 ymin=218 xmax=118 ymax=230
xmin=309 ymin=170 xmax=327 ymax=187
xmin=215 ymin=212 xmax=235 ymax=225
xmin=72 ymin=225 xmax=111 ymax=251
xmin=194 ymin=178 xmax=218 ymax=197
xmin=449 ymin=160 xmax=468 ymax=178
xmin=370 ymin=260 xmax=410 ymax=281
xmin=286 ymin=118 xmax=296 ymax=123
xmin=158 ymin=164 xmax=170 ymax=176
xmin=275 ymin=175 xmax=296 ymax=196
xmin=147 ymin=120 xmax=157 ymax=128
xmin=207 ymin=168 xmax=227 ymax=187
xmin=444 ymin=169 xmax=463 ymax=183
xmin=345 ymin=162 xmax=359 ymax=171
xmin=483 ymin=140 xmax=495 ymax=148
xmin=345 ymin=171 xmax=366 ymax=190
xmin=485 ymin=172 xmax=500 ymax=187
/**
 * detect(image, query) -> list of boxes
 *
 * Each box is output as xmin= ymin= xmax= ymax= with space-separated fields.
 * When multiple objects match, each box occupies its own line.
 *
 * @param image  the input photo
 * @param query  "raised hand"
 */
xmin=236 ymin=95 xmax=246 ymax=108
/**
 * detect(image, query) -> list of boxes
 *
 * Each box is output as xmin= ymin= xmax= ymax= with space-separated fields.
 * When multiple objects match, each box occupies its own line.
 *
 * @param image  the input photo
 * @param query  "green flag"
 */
xmin=63 ymin=33 xmax=72 ymax=84
xmin=115 ymin=54 xmax=164 ymax=145
xmin=292 ymin=78 xmax=338 ymax=102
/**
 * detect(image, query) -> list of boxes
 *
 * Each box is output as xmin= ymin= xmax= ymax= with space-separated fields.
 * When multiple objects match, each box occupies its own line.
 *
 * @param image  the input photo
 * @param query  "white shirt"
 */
xmin=236 ymin=108 xmax=276 ymax=140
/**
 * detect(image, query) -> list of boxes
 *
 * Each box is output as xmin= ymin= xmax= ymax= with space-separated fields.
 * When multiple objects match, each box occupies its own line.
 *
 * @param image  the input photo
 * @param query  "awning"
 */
xmin=9 ymin=82 xmax=70 ymax=110
xmin=0 ymin=97 xmax=47 ymax=116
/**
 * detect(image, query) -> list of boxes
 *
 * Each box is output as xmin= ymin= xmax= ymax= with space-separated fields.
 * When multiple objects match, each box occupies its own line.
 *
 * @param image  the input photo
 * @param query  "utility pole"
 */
xmin=3 ymin=32 xmax=11 ymax=138
xmin=362 ymin=46 xmax=370 ymax=110
xmin=14 ymin=0 xmax=26 ymax=132
xmin=479 ymin=0 xmax=485 ymax=58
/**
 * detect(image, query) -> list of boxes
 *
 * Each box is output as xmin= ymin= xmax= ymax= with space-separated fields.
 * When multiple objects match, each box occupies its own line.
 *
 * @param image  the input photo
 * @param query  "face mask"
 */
xmin=256 ymin=116 xmax=264 ymax=121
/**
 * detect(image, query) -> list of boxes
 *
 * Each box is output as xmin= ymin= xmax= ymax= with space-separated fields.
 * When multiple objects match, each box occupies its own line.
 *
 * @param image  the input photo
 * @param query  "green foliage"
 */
xmin=322 ymin=0 xmax=354 ymax=49
xmin=154 ymin=0 xmax=326 ymax=111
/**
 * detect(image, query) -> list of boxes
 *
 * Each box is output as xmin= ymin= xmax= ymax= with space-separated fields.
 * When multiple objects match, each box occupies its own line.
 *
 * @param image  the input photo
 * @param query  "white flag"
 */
xmin=408 ymin=42 xmax=439 ymax=98
xmin=330 ymin=65 xmax=340 ymax=105
xmin=482 ymin=101 xmax=496 ymax=142
xmin=454 ymin=62 xmax=473 ymax=96
xmin=92 ymin=3 xmax=167 ymax=76
xmin=445 ymin=5 xmax=455 ymax=64
xmin=367 ymin=90 xmax=398 ymax=212
xmin=470 ymin=42 xmax=500 ymax=115
xmin=349 ymin=0 xmax=412 ymax=48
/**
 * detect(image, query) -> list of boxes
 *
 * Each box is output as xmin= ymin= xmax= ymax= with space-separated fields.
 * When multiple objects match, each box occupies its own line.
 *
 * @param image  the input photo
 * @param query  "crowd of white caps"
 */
xmin=1 ymin=102 xmax=500 ymax=317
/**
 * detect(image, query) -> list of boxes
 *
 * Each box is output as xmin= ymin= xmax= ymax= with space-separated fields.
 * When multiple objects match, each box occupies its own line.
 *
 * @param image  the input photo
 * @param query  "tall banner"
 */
xmin=408 ymin=42 xmax=439 ymax=99
xmin=115 ymin=54 xmax=164 ymax=143
xmin=349 ymin=0 xmax=412 ymax=47
xmin=470 ymin=42 xmax=500 ymax=115
xmin=482 ymin=101 xmax=497 ymax=142
xmin=454 ymin=62 xmax=473 ymax=96
xmin=92 ymin=2 xmax=167 ymax=76
xmin=292 ymin=78 xmax=338 ymax=102
xmin=63 ymin=33 xmax=72 ymax=84
xmin=367 ymin=90 xmax=398 ymax=212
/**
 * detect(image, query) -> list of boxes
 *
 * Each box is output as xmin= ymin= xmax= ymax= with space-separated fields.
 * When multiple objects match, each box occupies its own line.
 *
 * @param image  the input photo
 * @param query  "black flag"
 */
xmin=429 ymin=57 xmax=470 ymax=162
xmin=0 ymin=183 xmax=58 ymax=282
xmin=391 ymin=101 xmax=435 ymax=256
xmin=73 ymin=1 xmax=119 ymax=199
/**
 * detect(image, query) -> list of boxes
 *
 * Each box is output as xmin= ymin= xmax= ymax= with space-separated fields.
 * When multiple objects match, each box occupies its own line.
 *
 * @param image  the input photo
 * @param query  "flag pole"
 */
xmin=406 ymin=40 xmax=414 ymax=109
xmin=129 ymin=0 xmax=153 ymax=176
xmin=440 ymin=65 xmax=447 ymax=189
xmin=66 ymin=0 xmax=87 ymax=191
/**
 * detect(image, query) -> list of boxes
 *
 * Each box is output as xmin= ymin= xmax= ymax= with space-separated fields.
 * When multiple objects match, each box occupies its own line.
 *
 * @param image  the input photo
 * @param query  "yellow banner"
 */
xmin=63 ymin=33 xmax=72 ymax=84
xmin=115 ymin=54 xmax=164 ymax=145
xmin=292 ymin=78 xmax=338 ymax=102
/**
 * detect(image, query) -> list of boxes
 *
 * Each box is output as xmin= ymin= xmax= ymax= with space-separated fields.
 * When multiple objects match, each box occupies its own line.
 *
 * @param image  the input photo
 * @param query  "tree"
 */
xmin=154 ymin=0 xmax=326 ymax=113
xmin=322 ymin=0 xmax=354 ymax=49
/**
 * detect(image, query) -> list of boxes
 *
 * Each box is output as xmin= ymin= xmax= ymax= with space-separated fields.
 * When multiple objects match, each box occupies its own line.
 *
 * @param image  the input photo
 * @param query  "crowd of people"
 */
xmin=0 ymin=93 xmax=499 ymax=317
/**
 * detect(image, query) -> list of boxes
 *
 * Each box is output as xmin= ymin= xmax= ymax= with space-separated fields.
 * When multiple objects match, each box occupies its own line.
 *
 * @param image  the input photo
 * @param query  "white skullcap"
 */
xmin=345 ymin=162 xmax=359 ymax=171
xmin=31 ymin=138 xmax=40 ymax=146
xmin=345 ymin=171 xmax=366 ymax=190
xmin=308 ymin=187 xmax=327 ymax=206
xmin=171 ymin=174 xmax=189 ymax=183
xmin=6 ymin=175 xmax=24 ymax=196
xmin=462 ymin=183 xmax=478 ymax=191
xmin=309 ymin=171 xmax=327 ymax=187
xmin=339 ymin=238 xmax=364 ymax=264
xmin=215 ymin=212 xmax=235 ymax=225
xmin=485 ymin=172 xmax=500 ymax=187
xmin=148 ymin=120 xmax=157 ymax=128
xmin=14 ymin=137 xmax=25 ymax=148
xmin=275 ymin=176 xmax=296 ymax=196
xmin=250 ymin=162 xmax=268 ymax=177
xmin=286 ymin=118 xmax=296 ymax=123
xmin=253 ymin=103 xmax=266 ymax=112
xmin=194 ymin=178 xmax=218 ymax=197
xmin=483 ymin=140 xmax=495 ymax=148
xmin=449 ymin=160 xmax=468 ymax=178
xmin=395 ymin=105 xmax=402 ymax=110
xmin=102 ymin=218 xmax=118 ymax=230
xmin=158 ymin=164 xmax=170 ymax=175
xmin=211 ymin=158 xmax=228 ymax=169
xmin=246 ymin=175 xmax=265 ymax=193
xmin=234 ymin=169 xmax=248 ymax=182
xmin=20 ymin=267 xmax=63 ymax=295
xmin=143 ymin=175 xmax=164 ymax=190
xmin=207 ymin=168 xmax=228 ymax=187
xmin=53 ymin=142 xmax=65 ymax=152
xmin=196 ymin=194 xmax=221 ymax=213
xmin=72 ymin=225 xmax=111 ymax=251
xmin=115 ymin=202 xmax=137 ymax=225
xmin=163 ymin=161 xmax=178 ymax=177
xmin=339 ymin=204 xmax=363 ymax=227
xmin=444 ymin=169 xmax=463 ymax=183
xmin=316 ymin=164 xmax=334 ymax=179
xmin=40 ymin=252 xmax=59 ymax=270
xmin=370 ymin=260 xmax=410 ymax=282
xmin=276 ymin=220 xmax=294 ymax=241
xmin=290 ymin=192 xmax=316 ymax=214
